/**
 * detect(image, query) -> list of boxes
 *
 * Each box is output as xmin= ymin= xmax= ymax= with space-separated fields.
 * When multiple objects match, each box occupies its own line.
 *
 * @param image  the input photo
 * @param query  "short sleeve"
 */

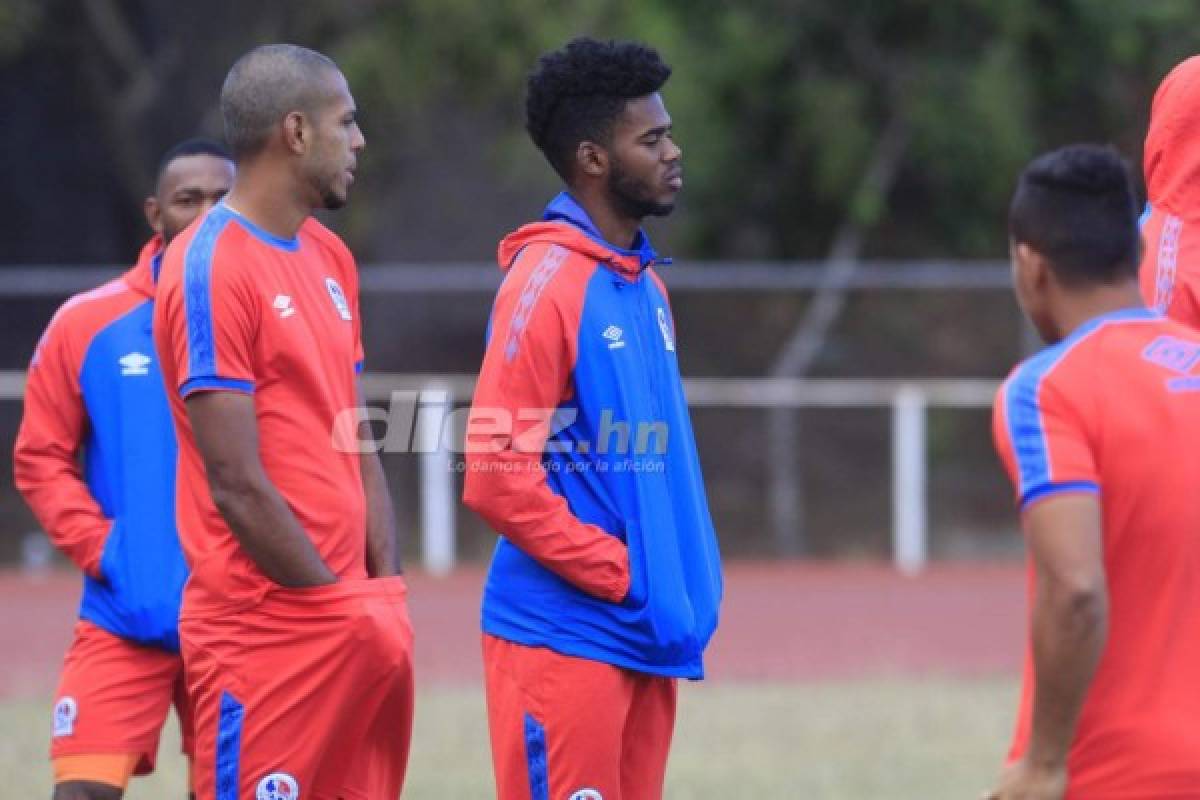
xmin=176 ymin=238 xmax=258 ymax=396
xmin=993 ymin=367 xmax=1099 ymax=510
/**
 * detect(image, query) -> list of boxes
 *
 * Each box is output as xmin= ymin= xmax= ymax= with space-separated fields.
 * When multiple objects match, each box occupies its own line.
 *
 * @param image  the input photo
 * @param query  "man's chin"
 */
xmin=322 ymin=191 xmax=348 ymax=211
xmin=646 ymin=200 xmax=676 ymax=217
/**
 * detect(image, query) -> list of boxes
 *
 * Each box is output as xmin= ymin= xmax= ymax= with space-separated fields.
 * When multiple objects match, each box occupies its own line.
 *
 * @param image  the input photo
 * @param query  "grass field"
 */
xmin=2 ymin=677 xmax=1017 ymax=799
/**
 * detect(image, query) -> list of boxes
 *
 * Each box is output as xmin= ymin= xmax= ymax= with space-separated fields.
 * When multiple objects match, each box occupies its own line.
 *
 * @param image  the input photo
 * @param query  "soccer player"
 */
xmin=14 ymin=138 xmax=234 ymax=800
xmin=1139 ymin=55 xmax=1200 ymax=324
xmin=152 ymin=45 xmax=413 ymax=800
xmin=986 ymin=144 xmax=1200 ymax=799
xmin=462 ymin=38 xmax=723 ymax=800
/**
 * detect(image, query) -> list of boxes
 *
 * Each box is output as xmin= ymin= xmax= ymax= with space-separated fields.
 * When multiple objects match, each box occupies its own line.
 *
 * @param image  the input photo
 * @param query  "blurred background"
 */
xmin=4 ymin=0 xmax=1198 ymax=568
xmin=2 ymin=2 xmax=1198 ymax=796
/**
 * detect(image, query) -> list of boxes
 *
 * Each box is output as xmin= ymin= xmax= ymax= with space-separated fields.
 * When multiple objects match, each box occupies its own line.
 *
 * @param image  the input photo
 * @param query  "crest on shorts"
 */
xmin=256 ymin=772 xmax=299 ymax=800
xmin=325 ymin=277 xmax=352 ymax=321
xmin=52 ymin=696 xmax=77 ymax=737
xmin=568 ymin=790 xmax=603 ymax=800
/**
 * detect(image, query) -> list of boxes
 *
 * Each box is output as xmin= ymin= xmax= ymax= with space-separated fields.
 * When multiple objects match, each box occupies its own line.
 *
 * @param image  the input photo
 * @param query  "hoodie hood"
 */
xmin=497 ymin=192 xmax=665 ymax=281
xmin=123 ymin=235 xmax=164 ymax=299
xmin=1145 ymin=56 xmax=1200 ymax=219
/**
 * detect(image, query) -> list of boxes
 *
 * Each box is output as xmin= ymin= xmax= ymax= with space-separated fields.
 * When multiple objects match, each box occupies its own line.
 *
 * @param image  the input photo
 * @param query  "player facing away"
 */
xmin=985 ymin=144 xmax=1200 ymax=799
xmin=14 ymin=138 xmax=234 ymax=800
xmin=463 ymin=38 xmax=723 ymax=800
xmin=1139 ymin=55 xmax=1200 ymax=324
xmin=152 ymin=45 xmax=413 ymax=800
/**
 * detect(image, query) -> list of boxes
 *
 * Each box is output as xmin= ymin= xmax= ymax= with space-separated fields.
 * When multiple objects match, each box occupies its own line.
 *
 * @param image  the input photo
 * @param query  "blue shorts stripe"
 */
xmin=216 ymin=690 xmax=244 ymax=800
xmin=183 ymin=207 xmax=232 ymax=382
xmin=524 ymin=712 xmax=549 ymax=800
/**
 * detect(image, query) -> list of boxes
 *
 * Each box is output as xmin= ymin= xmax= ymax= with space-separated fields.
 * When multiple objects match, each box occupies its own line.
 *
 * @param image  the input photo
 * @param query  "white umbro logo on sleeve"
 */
xmin=273 ymin=294 xmax=296 ymax=318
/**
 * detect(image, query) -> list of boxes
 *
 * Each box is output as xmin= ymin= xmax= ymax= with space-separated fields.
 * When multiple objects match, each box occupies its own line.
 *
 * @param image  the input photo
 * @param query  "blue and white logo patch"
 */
xmin=256 ymin=772 xmax=299 ymax=799
xmin=325 ymin=277 xmax=352 ymax=321
xmin=52 ymin=696 xmax=77 ymax=737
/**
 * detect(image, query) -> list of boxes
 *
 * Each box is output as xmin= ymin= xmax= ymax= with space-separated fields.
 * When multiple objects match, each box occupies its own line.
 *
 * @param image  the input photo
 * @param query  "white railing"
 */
xmin=0 ymin=372 xmax=1001 ymax=576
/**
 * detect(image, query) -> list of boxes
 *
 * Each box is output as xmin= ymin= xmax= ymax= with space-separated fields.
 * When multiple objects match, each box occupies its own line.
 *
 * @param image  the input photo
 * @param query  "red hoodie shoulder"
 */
xmin=1145 ymin=56 xmax=1200 ymax=218
xmin=31 ymin=243 xmax=156 ymax=376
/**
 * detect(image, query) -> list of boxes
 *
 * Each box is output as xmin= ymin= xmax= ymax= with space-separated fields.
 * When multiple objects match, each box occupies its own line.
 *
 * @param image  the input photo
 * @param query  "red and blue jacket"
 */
xmin=14 ymin=238 xmax=186 ymax=651
xmin=463 ymin=193 xmax=723 ymax=678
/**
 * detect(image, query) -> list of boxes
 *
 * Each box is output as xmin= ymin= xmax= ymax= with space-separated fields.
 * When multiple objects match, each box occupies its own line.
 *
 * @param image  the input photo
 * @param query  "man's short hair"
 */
xmin=155 ymin=138 xmax=231 ymax=188
xmin=1009 ymin=144 xmax=1140 ymax=287
xmin=525 ymin=37 xmax=671 ymax=182
xmin=220 ymin=44 xmax=340 ymax=160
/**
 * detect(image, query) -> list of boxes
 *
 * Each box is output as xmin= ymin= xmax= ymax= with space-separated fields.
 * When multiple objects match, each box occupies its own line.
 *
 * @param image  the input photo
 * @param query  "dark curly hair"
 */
xmin=1009 ymin=144 xmax=1139 ymax=287
xmin=526 ymin=37 xmax=671 ymax=182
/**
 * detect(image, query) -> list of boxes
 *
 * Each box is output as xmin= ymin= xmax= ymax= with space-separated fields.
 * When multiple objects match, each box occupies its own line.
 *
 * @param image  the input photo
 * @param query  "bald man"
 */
xmin=153 ymin=45 xmax=413 ymax=799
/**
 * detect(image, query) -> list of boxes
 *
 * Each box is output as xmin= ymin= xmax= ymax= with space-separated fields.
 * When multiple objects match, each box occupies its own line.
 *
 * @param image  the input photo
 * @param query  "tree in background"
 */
xmin=1 ymin=0 xmax=1199 ymax=262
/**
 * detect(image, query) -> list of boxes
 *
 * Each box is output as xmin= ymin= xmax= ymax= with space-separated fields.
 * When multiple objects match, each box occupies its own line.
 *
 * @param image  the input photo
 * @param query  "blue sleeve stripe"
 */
xmin=1020 ymin=480 xmax=1100 ymax=510
xmin=183 ymin=207 xmax=233 ymax=381
xmin=1005 ymin=353 xmax=1059 ymax=498
xmin=216 ymin=691 xmax=243 ymax=800
xmin=181 ymin=376 xmax=254 ymax=396
xmin=523 ymin=713 xmax=549 ymax=800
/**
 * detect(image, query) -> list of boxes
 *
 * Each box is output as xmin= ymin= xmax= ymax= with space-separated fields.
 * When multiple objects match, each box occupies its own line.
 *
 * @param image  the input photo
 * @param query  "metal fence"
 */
xmin=0 ymin=261 xmax=1022 ymax=573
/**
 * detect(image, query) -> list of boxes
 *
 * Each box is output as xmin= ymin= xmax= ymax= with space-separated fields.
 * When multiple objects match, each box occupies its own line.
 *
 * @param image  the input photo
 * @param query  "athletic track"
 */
xmin=0 ymin=563 xmax=1025 ymax=700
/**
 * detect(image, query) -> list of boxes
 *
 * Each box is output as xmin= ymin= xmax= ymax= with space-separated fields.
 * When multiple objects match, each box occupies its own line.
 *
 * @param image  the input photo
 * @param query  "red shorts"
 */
xmin=183 ymin=575 xmax=414 ymax=800
xmin=484 ymin=634 xmax=677 ymax=800
xmin=51 ymin=620 xmax=193 ymax=773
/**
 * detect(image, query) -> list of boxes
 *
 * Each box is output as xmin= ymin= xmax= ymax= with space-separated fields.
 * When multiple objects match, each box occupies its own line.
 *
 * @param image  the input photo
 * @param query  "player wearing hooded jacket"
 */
xmin=463 ymin=38 xmax=722 ymax=800
xmin=14 ymin=139 xmax=233 ymax=800
xmin=1140 ymin=55 xmax=1200 ymax=323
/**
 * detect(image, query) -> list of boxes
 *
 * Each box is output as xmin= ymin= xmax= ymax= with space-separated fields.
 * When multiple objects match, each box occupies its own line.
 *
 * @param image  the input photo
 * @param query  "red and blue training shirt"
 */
xmin=154 ymin=203 xmax=366 ymax=615
xmin=993 ymin=307 xmax=1200 ymax=798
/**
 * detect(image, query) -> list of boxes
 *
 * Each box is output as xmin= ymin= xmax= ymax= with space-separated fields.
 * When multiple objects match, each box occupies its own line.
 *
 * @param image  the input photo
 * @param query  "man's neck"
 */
xmin=1054 ymin=282 xmax=1146 ymax=341
xmin=223 ymin=161 xmax=311 ymax=240
xmin=571 ymin=188 xmax=641 ymax=250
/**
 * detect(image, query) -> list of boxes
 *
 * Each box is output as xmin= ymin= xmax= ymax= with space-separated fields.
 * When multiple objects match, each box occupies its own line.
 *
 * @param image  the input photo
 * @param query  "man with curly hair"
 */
xmin=463 ymin=37 xmax=723 ymax=800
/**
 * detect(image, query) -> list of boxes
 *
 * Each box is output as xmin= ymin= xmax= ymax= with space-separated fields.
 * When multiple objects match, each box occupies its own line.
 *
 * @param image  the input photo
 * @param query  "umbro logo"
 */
xmin=603 ymin=325 xmax=625 ymax=349
xmin=273 ymin=294 xmax=296 ymax=318
xmin=119 ymin=352 xmax=151 ymax=376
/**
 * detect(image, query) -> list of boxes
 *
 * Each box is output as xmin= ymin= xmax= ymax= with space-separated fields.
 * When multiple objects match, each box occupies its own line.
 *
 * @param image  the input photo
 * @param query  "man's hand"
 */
xmin=983 ymin=758 xmax=1067 ymax=800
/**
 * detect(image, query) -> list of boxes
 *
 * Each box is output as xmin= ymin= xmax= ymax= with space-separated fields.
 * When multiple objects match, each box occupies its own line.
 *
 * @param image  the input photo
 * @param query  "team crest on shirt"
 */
xmin=325 ymin=277 xmax=352 ymax=321
xmin=52 ymin=696 xmax=77 ymax=737
xmin=256 ymin=772 xmax=299 ymax=799
xmin=568 ymin=790 xmax=603 ymax=800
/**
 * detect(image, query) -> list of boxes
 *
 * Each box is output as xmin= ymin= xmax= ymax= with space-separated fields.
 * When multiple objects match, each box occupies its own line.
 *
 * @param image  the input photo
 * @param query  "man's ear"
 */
xmin=1014 ymin=241 xmax=1051 ymax=296
xmin=282 ymin=110 xmax=308 ymax=155
xmin=576 ymin=141 xmax=607 ymax=179
xmin=143 ymin=195 xmax=163 ymax=235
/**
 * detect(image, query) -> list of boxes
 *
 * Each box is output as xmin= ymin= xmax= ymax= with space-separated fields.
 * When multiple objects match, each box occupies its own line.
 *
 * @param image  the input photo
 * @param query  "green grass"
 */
xmin=2 ymin=678 xmax=1017 ymax=799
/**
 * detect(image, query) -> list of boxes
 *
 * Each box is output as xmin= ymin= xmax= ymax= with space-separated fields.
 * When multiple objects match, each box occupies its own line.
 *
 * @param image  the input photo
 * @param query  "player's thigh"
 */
xmin=619 ymin=676 xmax=677 ymax=800
xmin=52 ymin=621 xmax=180 ymax=771
xmin=321 ymin=585 xmax=416 ymax=800
xmin=484 ymin=635 xmax=634 ymax=800
xmin=187 ymin=580 xmax=410 ymax=800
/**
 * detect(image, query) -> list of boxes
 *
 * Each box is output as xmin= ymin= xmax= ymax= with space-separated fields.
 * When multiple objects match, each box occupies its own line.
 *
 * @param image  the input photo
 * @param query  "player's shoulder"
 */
xmin=300 ymin=216 xmax=354 ymax=265
xmin=499 ymin=240 xmax=595 ymax=312
xmin=48 ymin=276 xmax=141 ymax=340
